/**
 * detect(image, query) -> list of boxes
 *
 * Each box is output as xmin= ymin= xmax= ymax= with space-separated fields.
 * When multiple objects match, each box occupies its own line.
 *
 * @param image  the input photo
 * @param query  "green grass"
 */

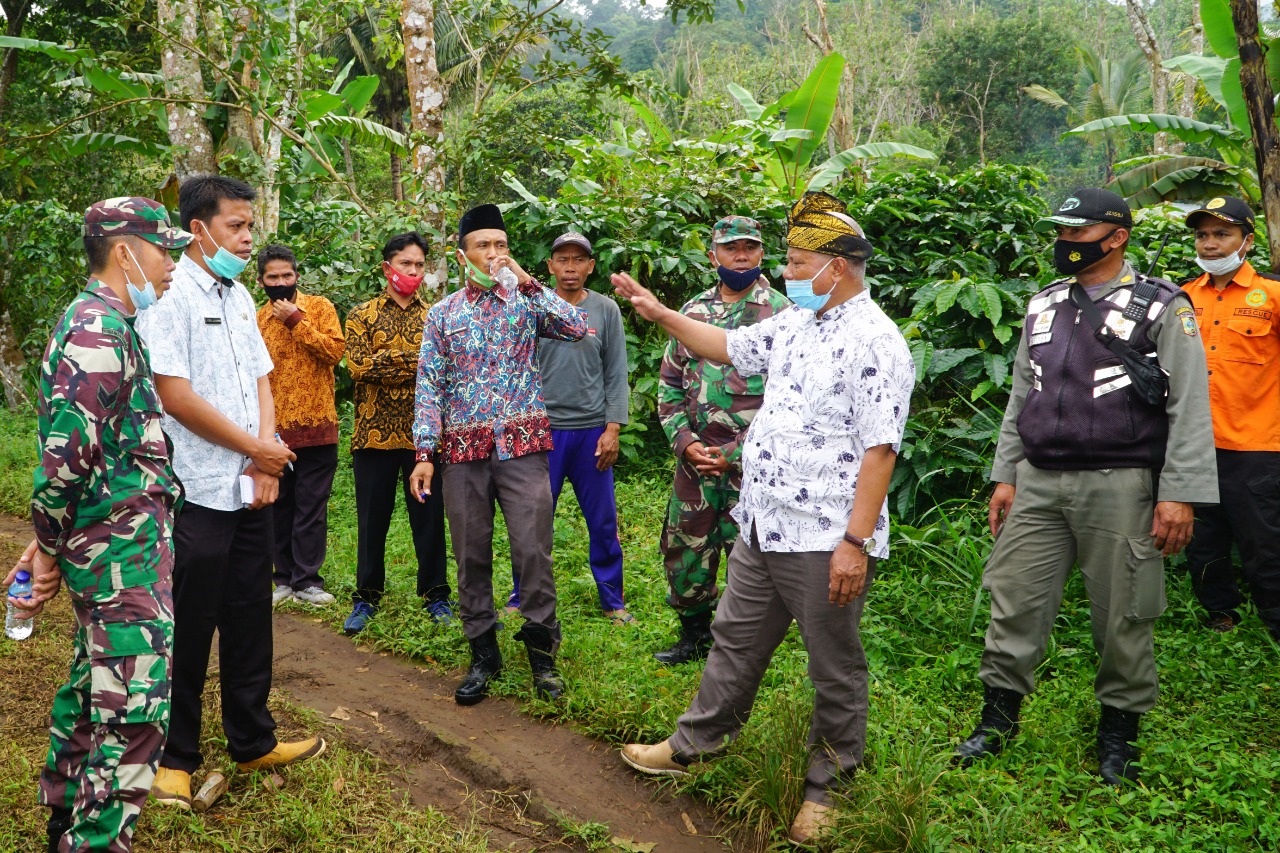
xmin=4 ymin=407 xmax=1280 ymax=850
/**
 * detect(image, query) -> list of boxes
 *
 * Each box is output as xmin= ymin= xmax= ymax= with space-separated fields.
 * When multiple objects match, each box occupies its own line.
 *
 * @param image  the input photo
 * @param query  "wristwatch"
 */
xmin=842 ymin=532 xmax=876 ymax=554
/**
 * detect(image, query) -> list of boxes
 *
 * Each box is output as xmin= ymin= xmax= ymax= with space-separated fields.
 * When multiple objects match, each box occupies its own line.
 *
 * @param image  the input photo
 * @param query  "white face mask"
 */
xmin=1195 ymin=244 xmax=1248 ymax=277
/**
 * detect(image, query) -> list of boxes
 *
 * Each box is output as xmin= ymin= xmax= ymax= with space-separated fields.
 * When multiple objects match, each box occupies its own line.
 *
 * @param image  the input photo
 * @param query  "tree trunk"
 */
xmin=0 ymin=311 xmax=30 ymax=412
xmin=257 ymin=0 xmax=301 ymax=236
xmin=225 ymin=1 xmax=262 ymax=160
xmin=402 ymin=0 xmax=449 ymax=298
xmin=0 ymin=0 xmax=32 ymax=125
xmin=801 ymin=0 xmax=853 ymax=151
xmin=390 ymin=112 xmax=406 ymax=202
xmin=157 ymin=0 xmax=217 ymax=177
xmin=1231 ymin=0 xmax=1280 ymax=272
xmin=1124 ymin=0 xmax=1170 ymax=155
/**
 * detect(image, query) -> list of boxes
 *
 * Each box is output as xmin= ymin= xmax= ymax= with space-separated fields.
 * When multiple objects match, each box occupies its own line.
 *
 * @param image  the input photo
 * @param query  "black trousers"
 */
xmin=352 ymin=448 xmax=449 ymax=605
xmin=1186 ymin=449 xmax=1280 ymax=636
xmin=272 ymin=443 xmax=339 ymax=591
xmin=161 ymin=503 xmax=278 ymax=773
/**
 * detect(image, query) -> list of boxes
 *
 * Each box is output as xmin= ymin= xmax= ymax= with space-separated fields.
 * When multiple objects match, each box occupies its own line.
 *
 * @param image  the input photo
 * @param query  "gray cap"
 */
xmin=550 ymin=230 xmax=593 ymax=256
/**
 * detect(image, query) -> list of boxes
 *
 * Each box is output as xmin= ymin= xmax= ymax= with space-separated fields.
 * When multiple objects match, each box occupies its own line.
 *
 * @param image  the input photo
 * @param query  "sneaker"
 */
xmin=150 ymin=767 xmax=192 ymax=810
xmin=295 ymin=586 xmax=336 ymax=606
xmin=425 ymin=599 xmax=457 ymax=625
xmin=271 ymin=584 xmax=295 ymax=606
xmin=236 ymin=736 xmax=327 ymax=772
xmin=620 ymin=740 xmax=689 ymax=778
xmin=788 ymin=800 xmax=834 ymax=846
xmin=343 ymin=601 xmax=377 ymax=635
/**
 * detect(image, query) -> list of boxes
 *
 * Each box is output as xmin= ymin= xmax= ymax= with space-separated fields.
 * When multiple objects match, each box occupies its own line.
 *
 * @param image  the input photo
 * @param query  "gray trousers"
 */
xmin=443 ymin=450 xmax=558 ymax=641
xmin=979 ymin=460 xmax=1166 ymax=713
xmin=667 ymin=528 xmax=875 ymax=805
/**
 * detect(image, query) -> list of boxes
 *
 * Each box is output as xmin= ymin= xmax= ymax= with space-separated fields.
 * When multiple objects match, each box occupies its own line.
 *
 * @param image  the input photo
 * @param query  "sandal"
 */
xmin=605 ymin=609 xmax=637 ymax=626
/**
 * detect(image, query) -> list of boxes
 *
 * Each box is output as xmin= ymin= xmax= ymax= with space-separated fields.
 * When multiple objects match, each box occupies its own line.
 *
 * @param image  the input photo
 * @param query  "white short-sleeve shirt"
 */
xmin=725 ymin=289 xmax=914 ymax=557
xmin=136 ymin=254 xmax=273 ymax=511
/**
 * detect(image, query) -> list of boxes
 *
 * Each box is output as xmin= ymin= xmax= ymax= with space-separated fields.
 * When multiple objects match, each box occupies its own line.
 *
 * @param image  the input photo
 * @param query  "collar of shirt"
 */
xmin=177 ymin=252 xmax=237 ymax=294
xmin=463 ymin=278 xmax=516 ymax=304
xmin=814 ymin=288 xmax=870 ymax=323
xmin=84 ymin=278 xmax=131 ymax=318
xmin=1186 ymin=259 xmax=1258 ymax=293
xmin=378 ymin=288 xmax=428 ymax=311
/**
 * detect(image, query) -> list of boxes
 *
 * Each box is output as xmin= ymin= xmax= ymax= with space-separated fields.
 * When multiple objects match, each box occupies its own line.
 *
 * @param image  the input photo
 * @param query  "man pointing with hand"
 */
xmin=616 ymin=193 xmax=914 ymax=847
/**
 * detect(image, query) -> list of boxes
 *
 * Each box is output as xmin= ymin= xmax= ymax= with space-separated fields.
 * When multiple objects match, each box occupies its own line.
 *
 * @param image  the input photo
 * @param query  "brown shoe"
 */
xmin=788 ymin=800 xmax=833 ymax=846
xmin=236 ymin=736 xmax=327 ymax=772
xmin=150 ymin=767 xmax=192 ymax=810
xmin=620 ymin=740 xmax=689 ymax=777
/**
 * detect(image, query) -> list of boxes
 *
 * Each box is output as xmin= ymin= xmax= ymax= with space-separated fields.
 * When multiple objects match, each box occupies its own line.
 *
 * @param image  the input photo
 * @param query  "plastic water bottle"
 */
xmin=491 ymin=261 xmax=519 ymax=290
xmin=5 ymin=570 xmax=34 ymax=641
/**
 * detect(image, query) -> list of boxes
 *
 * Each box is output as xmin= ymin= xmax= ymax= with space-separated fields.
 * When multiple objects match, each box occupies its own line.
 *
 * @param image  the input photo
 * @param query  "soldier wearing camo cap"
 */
xmin=651 ymin=214 xmax=792 ymax=664
xmin=2 ymin=197 xmax=190 ymax=852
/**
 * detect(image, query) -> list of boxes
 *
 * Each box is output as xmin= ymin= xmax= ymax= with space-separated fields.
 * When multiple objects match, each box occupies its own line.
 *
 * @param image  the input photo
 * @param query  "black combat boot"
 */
xmin=1097 ymin=704 xmax=1142 ymax=785
xmin=653 ymin=611 xmax=713 ymax=665
xmin=47 ymin=806 xmax=72 ymax=853
xmin=515 ymin=624 xmax=565 ymax=700
xmin=455 ymin=626 xmax=502 ymax=706
xmin=954 ymin=685 xmax=1023 ymax=766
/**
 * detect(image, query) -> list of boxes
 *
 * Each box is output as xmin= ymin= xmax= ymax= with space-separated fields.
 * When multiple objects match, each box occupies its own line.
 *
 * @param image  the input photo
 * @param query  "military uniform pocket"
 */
xmin=1124 ymin=537 xmax=1166 ymax=622
xmin=87 ymin=617 xmax=171 ymax=725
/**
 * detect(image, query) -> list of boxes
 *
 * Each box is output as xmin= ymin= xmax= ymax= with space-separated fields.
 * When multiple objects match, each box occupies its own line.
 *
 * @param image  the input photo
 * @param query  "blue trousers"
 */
xmin=510 ymin=426 xmax=625 ymax=611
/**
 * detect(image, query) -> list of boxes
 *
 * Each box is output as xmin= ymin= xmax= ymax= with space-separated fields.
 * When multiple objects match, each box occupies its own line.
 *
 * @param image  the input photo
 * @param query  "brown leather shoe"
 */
xmin=236 ymin=736 xmax=327 ymax=772
xmin=620 ymin=740 xmax=689 ymax=777
xmin=150 ymin=767 xmax=192 ymax=810
xmin=788 ymin=800 xmax=834 ymax=846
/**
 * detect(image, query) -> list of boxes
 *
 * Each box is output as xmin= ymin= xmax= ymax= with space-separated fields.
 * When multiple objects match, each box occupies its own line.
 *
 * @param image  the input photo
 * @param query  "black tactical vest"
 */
xmin=1016 ymin=273 xmax=1186 ymax=470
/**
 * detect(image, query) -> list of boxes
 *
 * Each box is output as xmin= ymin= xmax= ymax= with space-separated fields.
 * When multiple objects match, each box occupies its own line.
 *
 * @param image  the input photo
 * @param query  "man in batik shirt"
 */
xmin=5 ymin=197 xmax=190 ymax=852
xmin=411 ymin=204 xmax=586 ymax=705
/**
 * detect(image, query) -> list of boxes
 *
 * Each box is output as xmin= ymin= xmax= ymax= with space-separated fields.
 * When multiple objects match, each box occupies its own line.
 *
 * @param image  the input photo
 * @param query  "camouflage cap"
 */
xmin=713 ymin=215 xmax=763 ymax=244
xmin=83 ymin=197 xmax=193 ymax=249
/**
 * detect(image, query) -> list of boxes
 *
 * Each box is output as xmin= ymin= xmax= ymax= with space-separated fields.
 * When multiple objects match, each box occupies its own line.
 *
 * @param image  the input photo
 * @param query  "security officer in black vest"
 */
xmin=954 ymin=188 xmax=1218 ymax=785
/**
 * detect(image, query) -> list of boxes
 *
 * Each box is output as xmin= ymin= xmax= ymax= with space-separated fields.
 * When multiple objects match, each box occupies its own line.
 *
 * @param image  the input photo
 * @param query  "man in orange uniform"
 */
xmin=1182 ymin=196 xmax=1280 ymax=638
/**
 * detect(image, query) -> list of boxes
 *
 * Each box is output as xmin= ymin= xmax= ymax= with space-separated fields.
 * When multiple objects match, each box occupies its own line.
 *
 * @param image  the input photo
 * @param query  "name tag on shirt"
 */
xmin=205 ymin=317 xmax=223 ymax=325
xmin=1029 ymin=310 xmax=1054 ymax=345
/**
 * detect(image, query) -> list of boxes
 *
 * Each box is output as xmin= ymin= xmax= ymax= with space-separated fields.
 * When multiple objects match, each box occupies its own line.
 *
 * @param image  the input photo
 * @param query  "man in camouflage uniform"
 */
xmin=4 ymin=198 xmax=191 ymax=852
xmin=654 ymin=215 xmax=792 ymax=664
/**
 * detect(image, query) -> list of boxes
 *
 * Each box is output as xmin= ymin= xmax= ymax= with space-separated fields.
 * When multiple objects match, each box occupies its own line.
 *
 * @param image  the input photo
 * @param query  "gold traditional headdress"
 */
xmin=786 ymin=192 xmax=874 ymax=261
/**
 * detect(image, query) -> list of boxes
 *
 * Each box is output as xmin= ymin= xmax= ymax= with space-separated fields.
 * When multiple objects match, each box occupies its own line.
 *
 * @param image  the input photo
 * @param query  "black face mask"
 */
xmin=1054 ymin=229 xmax=1120 ymax=275
xmin=264 ymin=284 xmax=297 ymax=302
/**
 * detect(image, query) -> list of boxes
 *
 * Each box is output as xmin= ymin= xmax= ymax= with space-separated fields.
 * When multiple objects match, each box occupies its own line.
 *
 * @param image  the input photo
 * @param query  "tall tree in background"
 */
xmin=402 ymin=0 xmax=449 ymax=297
xmin=0 ymin=0 xmax=32 ymax=122
xmin=157 ymin=0 xmax=217 ymax=176
xmin=1230 ymin=0 xmax=1280 ymax=270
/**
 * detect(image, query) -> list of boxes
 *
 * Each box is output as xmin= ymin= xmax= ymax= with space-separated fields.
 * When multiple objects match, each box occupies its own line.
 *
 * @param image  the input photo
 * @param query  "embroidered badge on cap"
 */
xmin=1207 ymin=197 xmax=1227 ymax=210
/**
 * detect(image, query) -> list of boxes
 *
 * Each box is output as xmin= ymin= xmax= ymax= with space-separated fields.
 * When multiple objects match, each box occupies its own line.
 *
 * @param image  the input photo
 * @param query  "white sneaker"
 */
xmin=295 ymin=586 xmax=336 ymax=606
xmin=272 ymin=585 xmax=295 ymax=606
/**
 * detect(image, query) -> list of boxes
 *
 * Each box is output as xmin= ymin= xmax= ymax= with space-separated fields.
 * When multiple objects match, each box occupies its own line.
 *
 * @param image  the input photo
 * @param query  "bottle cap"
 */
xmin=14 ymin=570 xmax=31 ymax=583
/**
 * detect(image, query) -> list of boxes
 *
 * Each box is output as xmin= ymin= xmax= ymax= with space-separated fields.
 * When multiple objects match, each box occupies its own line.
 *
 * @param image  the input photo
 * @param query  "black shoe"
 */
xmin=653 ymin=612 xmax=713 ymax=665
xmin=955 ymin=685 xmax=1023 ymax=766
xmin=515 ymin=624 xmax=565 ymax=700
xmin=47 ymin=807 xmax=72 ymax=853
xmin=455 ymin=627 xmax=502 ymax=706
xmin=1097 ymin=704 xmax=1141 ymax=785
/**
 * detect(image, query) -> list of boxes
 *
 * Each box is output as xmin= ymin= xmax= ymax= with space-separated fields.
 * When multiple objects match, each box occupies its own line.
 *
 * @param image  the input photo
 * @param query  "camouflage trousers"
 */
xmin=661 ymin=460 xmax=741 ymax=617
xmin=40 ymin=598 xmax=171 ymax=852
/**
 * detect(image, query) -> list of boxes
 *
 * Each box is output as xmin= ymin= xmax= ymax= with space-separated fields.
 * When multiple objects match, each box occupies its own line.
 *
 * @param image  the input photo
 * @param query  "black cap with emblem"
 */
xmin=1035 ymin=187 xmax=1134 ymax=232
xmin=1185 ymin=195 xmax=1256 ymax=231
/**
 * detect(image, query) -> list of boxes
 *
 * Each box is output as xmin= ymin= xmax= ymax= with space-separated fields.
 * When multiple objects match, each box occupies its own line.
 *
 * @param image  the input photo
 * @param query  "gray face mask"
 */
xmin=1195 ymin=244 xmax=1247 ymax=276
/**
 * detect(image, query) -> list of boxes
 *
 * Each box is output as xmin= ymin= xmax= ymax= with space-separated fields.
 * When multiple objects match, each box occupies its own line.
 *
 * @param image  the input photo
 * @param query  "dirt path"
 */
xmin=270 ymin=612 xmax=728 ymax=852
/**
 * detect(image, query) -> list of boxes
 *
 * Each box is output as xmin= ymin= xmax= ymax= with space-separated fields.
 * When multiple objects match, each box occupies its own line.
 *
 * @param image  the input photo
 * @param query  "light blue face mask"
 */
xmin=784 ymin=257 xmax=836 ymax=312
xmin=195 ymin=222 xmax=250 ymax=280
xmin=123 ymin=245 xmax=160 ymax=312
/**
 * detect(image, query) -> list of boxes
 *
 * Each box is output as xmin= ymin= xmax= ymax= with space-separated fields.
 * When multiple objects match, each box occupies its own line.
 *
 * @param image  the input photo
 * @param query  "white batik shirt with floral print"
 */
xmin=724 ymin=289 xmax=914 ymax=557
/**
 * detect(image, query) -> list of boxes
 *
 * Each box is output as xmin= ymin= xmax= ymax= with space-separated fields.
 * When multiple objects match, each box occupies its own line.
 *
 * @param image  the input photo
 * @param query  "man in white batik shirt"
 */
xmin=611 ymin=191 xmax=914 ymax=847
